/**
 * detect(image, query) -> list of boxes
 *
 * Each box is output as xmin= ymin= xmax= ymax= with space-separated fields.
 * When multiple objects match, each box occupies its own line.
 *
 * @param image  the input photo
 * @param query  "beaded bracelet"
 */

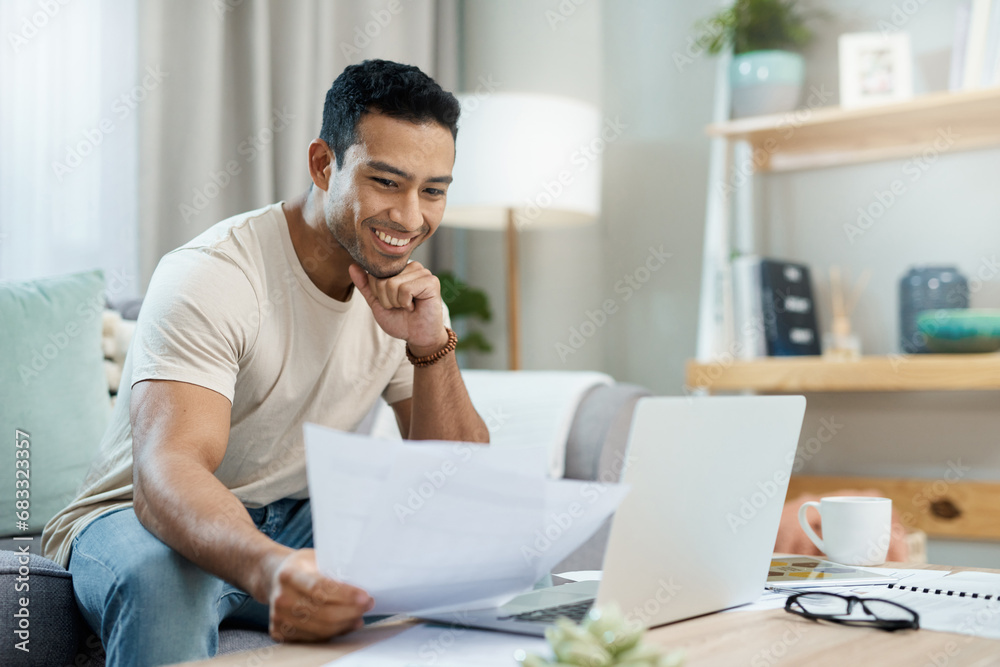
xmin=406 ymin=328 xmax=458 ymax=367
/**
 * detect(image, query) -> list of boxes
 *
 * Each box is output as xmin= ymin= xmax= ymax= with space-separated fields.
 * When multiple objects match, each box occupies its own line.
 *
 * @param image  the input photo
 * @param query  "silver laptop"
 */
xmin=421 ymin=395 xmax=807 ymax=636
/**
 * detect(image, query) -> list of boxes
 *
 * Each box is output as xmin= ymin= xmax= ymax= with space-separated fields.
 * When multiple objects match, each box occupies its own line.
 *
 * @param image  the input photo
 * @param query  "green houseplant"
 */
xmin=699 ymin=0 xmax=817 ymax=118
xmin=520 ymin=606 xmax=684 ymax=667
xmin=438 ymin=271 xmax=493 ymax=354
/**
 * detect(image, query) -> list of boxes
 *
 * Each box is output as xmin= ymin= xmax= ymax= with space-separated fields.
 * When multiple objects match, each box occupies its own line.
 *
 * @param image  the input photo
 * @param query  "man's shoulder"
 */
xmin=177 ymin=202 xmax=283 ymax=258
xmin=153 ymin=203 xmax=286 ymax=288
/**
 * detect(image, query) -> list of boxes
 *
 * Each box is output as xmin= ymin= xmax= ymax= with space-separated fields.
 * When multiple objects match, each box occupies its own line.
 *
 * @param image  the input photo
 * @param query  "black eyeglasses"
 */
xmin=784 ymin=592 xmax=920 ymax=632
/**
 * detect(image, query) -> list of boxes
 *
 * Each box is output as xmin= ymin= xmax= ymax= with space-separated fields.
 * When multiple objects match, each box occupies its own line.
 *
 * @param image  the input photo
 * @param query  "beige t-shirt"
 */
xmin=42 ymin=202 xmax=424 ymax=567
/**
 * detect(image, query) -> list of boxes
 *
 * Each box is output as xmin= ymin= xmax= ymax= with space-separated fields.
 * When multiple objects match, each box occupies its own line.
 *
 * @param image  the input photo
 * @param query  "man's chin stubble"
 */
xmin=363 ymin=265 xmax=404 ymax=279
xmin=356 ymin=253 xmax=408 ymax=279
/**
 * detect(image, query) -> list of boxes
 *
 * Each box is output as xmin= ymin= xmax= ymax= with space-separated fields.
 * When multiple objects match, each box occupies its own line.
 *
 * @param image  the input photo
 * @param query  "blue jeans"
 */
xmin=69 ymin=498 xmax=313 ymax=667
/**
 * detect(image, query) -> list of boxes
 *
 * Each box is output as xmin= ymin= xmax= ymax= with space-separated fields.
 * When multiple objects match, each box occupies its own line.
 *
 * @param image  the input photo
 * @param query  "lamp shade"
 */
xmin=442 ymin=93 xmax=602 ymax=229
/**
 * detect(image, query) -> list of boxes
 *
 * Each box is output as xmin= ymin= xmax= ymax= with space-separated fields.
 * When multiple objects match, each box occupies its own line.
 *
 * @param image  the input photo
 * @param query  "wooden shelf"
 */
xmin=686 ymin=354 xmax=1000 ymax=393
xmin=706 ymin=87 xmax=1000 ymax=172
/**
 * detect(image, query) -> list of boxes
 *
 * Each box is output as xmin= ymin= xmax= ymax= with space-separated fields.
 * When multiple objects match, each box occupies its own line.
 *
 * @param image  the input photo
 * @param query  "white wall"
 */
xmin=600 ymin=0 xmax=718 ymax=394
xmin=456 ymin=0 xmax=606 ymax=371
xmin=455 ymin=0 xmax=716 ymax=381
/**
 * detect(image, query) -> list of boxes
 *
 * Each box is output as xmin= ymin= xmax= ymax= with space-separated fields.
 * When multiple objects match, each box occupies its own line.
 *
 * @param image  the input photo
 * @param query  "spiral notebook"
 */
xmin=885 ymin=571 xmax=1000 ymax=600
xmin=872 ymin=571 xmax=1000 ymax=640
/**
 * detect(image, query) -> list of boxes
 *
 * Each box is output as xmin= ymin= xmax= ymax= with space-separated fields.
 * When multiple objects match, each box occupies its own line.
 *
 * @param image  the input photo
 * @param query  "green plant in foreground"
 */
xmin=700 ymin=0 xmax=814 ymax=55
xmin=520 ymin=605 xmax=685 ymax=667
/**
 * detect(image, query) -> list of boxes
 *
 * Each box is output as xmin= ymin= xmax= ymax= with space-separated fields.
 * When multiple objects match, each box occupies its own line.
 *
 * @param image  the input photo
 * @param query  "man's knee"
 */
xmin=68 ymin=509 xmax=230 ymax=666
xmin=117 ymin=543 xmax=214 ymax=603
xmin=71 ymin=510 xmax=220 ymax=608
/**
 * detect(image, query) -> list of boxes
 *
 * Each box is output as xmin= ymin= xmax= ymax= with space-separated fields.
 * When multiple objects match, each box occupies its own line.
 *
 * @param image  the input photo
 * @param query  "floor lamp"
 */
xmin=441 ymin=93 xmax=602 ymax=370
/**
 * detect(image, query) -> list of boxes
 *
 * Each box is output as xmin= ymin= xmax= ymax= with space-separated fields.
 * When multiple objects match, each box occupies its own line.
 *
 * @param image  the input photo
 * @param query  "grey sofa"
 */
xmin=0 ymin=382 xmax=648 ymax=666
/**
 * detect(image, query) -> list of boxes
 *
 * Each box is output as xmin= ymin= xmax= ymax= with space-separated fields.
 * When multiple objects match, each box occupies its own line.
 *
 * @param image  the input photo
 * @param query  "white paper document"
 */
xmin=304 ymin=424 xmax=629 ymax=615
xmin=853 ymin=570 xmax=1000 ymax=640
xmin=736 ymin=567 xmax=1000 ymax=640
xmin=325 ymin=624 xmax=550 ymax=667
xmin=554 ymin=570 xmax=604 ymax=583
xmin=733 ymin=568 xmax=953 ymax=613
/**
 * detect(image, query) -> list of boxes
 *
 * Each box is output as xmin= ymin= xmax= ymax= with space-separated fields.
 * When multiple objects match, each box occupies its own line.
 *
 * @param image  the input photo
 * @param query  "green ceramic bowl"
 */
xmin=917 ymin=309 xmax=1000 ymax=353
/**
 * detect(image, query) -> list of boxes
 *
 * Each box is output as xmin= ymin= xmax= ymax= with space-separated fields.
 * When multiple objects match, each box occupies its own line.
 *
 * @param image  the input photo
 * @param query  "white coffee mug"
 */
xmin=797 ymin=496 xmax=892 ymax=566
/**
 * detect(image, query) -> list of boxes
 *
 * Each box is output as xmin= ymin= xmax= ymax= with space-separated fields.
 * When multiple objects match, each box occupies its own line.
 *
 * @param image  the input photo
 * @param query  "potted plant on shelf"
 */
xmin=699 ymin=0 xmax=817 ymax=118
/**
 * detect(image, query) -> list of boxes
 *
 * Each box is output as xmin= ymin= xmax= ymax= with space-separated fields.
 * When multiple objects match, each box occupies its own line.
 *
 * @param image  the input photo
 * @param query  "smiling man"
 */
xmin=41 ymin=60 xmax=488 ymax=667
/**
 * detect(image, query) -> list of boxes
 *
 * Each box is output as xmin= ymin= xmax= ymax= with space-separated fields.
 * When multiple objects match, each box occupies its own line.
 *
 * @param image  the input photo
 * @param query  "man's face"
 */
xmin=323 ymin=112 xmax=455 ymax=278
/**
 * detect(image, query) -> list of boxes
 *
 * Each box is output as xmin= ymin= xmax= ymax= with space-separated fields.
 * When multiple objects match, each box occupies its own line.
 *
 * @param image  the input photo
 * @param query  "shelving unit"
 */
xmin=686 ymin=354 xmax=1000 ymax=393
xmin=691 ymin=83 xmax=1000 ymax=542
xmin=706 ymin=87 xmax=1000 ymax=172
xmin=694 ymin=85 xmax=1000 ymax=366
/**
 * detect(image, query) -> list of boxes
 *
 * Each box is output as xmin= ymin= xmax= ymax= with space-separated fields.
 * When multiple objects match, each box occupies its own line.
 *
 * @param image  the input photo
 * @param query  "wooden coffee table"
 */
xmin=183 ymin=561 xmax=1000 ymax=666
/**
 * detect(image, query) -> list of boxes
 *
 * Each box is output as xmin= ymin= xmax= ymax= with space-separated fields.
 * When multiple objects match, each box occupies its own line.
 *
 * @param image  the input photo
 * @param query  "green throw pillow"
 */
xmin=0 ymin=270 xmax=111 ymax=536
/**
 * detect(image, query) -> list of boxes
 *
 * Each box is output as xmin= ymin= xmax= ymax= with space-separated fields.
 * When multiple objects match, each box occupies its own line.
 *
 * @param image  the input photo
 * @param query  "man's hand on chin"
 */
xmin=267 ymin=548 xmax=374 ymax=642
xmin=348 ymin=262 xmax=448 ymax=356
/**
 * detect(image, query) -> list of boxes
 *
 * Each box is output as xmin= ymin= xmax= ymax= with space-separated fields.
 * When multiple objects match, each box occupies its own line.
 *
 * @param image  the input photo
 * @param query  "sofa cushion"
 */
xmin=555 ymin=383 xmax=650 ymax=573
xmin=0 ymin=270 xmax=111 ymax=535
xmin=563 ymin=383 xmax=650 ymax=483
xmin=0 ymin=550 xmax=87 ymax=666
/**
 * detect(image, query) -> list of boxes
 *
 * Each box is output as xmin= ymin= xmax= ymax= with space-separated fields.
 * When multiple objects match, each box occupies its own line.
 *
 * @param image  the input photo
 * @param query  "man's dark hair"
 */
xmin=319 ymin=59 xmax=460 ymax=169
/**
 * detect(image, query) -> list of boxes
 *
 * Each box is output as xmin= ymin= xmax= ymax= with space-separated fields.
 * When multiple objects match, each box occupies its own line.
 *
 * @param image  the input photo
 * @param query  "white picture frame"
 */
xmin=838 ymin=32 xmax=913 ymax=109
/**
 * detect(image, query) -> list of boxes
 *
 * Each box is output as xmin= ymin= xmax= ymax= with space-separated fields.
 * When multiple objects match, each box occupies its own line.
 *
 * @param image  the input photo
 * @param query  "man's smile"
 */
xmin=374 ymin=229 xmax=413 ymax=247
xmin=371 ymin=227 xmax=417 ymax=255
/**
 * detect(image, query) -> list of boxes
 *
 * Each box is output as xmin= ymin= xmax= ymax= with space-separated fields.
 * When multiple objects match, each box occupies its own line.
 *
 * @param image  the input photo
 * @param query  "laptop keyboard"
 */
xmin=498 ymin=599 xmax=594 ymax=624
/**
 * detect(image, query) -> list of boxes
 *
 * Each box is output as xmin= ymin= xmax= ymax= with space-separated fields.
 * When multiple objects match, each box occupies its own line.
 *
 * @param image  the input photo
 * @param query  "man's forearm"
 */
xmin=409 ymin=353 xmax=489 ymax=442
xmin=133 ymin=452 xmax=291 ymax=602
